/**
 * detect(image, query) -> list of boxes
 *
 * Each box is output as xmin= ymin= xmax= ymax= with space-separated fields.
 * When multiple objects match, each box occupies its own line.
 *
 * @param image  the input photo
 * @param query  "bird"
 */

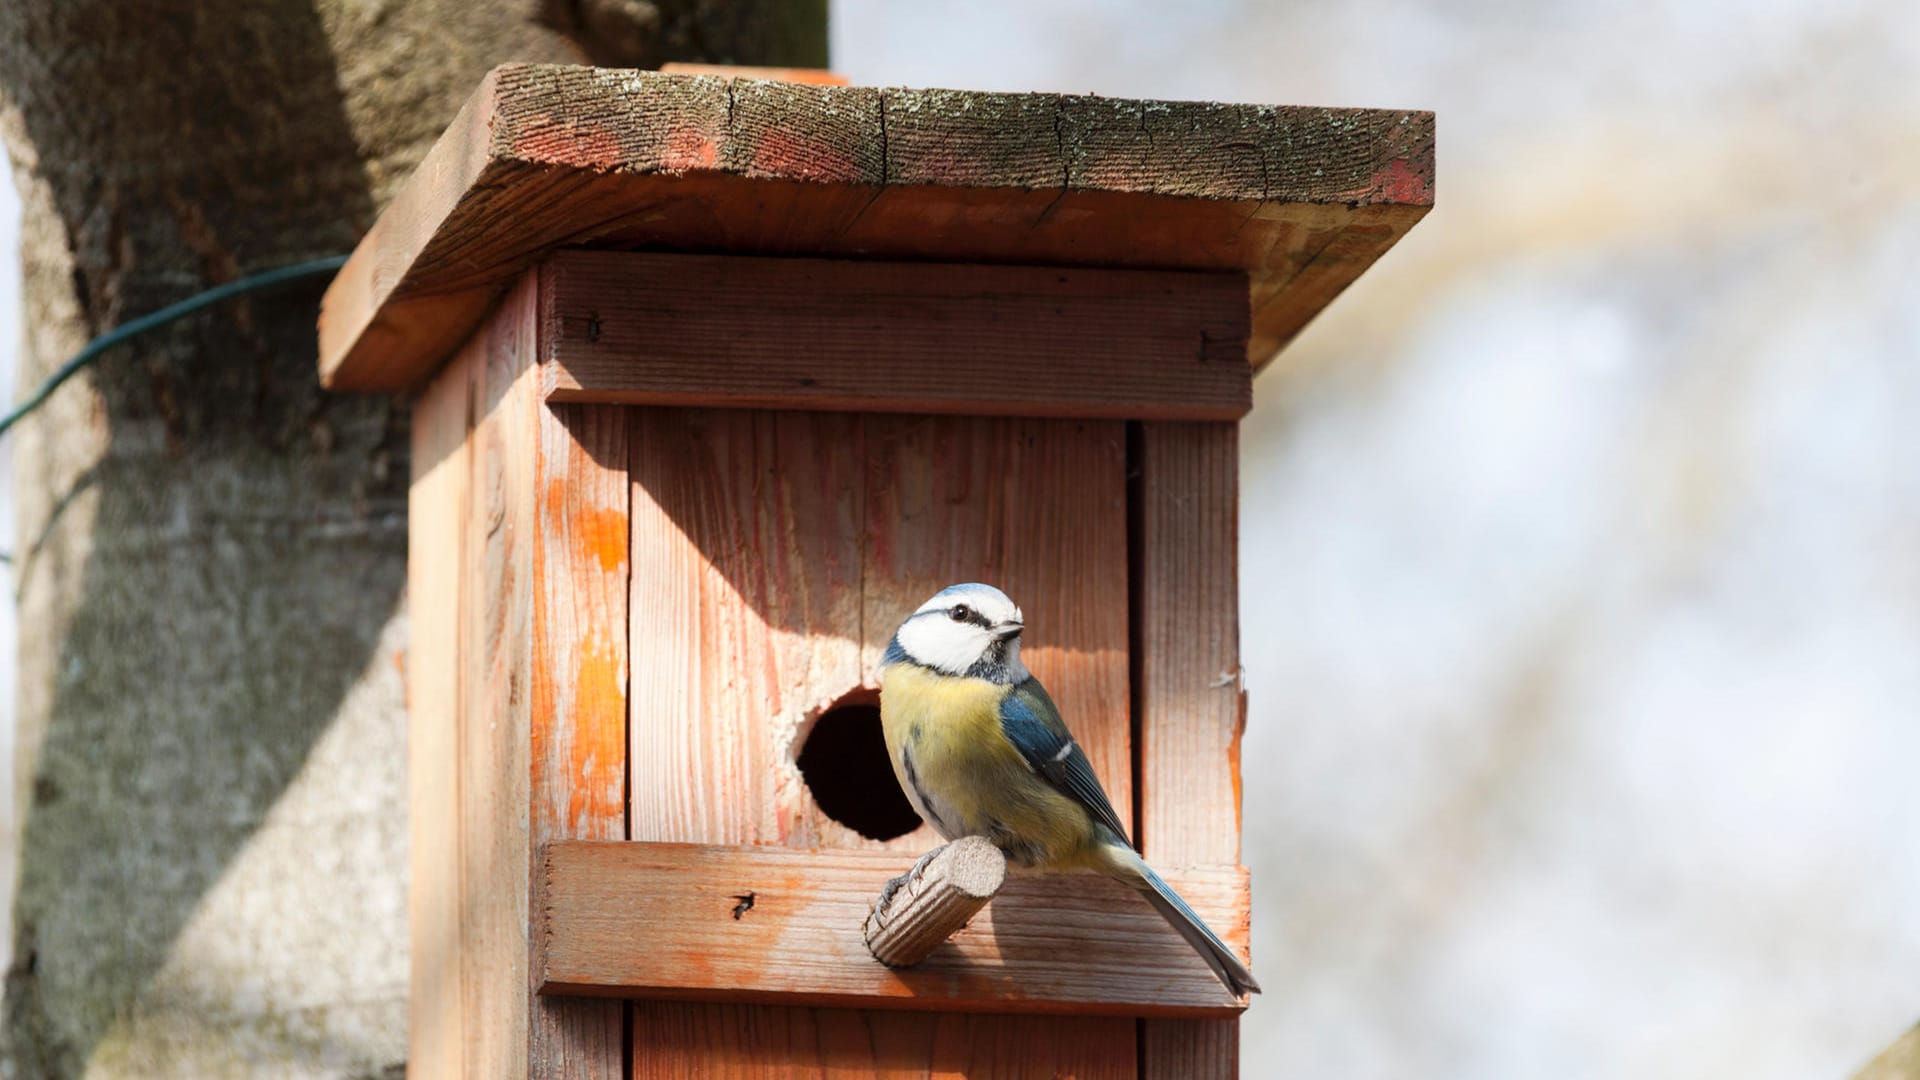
xmin=877 ymin=582 xmax=1260 ymax=996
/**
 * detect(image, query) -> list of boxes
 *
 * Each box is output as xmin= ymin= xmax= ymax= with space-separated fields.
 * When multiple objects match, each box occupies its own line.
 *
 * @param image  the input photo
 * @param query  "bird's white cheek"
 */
xmin=898 ymin=620 xmax=985 ymax=675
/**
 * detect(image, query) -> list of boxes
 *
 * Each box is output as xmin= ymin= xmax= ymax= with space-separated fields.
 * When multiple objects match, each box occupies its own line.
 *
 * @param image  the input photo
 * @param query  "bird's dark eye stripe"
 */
xmin=928 ymin=602 xmax=997 ymax=629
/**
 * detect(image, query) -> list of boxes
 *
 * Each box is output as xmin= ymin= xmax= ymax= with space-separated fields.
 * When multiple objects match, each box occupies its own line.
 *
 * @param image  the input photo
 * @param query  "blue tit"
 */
xmin=879 ymin=582 xmax=1260 ymax=996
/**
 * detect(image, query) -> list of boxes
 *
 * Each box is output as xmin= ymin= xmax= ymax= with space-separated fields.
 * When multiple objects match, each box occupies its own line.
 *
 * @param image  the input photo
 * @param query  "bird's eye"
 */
xmin=949 ymin=604 xmax=972 ymax=623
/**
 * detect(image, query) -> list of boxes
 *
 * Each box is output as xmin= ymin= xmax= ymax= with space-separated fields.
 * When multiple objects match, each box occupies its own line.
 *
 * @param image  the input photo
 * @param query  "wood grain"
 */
xmin=460 ymin=275 xmax=541 ymax=1080
xmin=861 ymin=415 xmax=1135 ymax=834
xmin=1135 ymin=421 xmax=1247 ymax=1078
xmin=540 ymin=250 xmax=1251 ymax=419
xmin=531 ymin=404 xmax=629 ymax=841
xmin=626 ymin=409 xmax=1138 ymax=1072
xmin=628 ymin=1006 xmax=1136 ymax=1080
xmin=626 ymin=407 xmax=925 ymax=1076
xmin=536 ymin=840 xmax=1248 ymax=1017
xmin=1136 ymin=423 xmax=1244 ymax=866
xmin=858 ymin=413 xmax=1139 ymax=1073
xmin=318 ymin=63 xmax=1433 ymax=391
xmin=406 ymin=308 xmax=475 ymax=1080
xmin=627 ymin=408 xmax=886 ymax=854
xmin=528 ymin=397 xmax=629 ymax=1076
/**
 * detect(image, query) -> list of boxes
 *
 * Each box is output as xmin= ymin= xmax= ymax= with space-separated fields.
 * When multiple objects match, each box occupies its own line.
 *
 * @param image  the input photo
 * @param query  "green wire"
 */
xmin=0 ymin=254 xmax=350 ymax=441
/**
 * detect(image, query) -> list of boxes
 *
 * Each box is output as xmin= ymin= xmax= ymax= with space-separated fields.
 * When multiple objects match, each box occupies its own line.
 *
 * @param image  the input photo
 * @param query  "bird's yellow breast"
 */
xmin=879 ymin=662 xmax=1021 ymax=777
xmin=879 ymin=662 xmax=1097 ymax=867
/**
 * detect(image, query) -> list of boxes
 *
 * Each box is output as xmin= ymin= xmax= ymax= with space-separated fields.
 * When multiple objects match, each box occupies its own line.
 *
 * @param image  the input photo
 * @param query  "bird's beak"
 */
xmin=992 ymin=620 xmax=1024 ymax=641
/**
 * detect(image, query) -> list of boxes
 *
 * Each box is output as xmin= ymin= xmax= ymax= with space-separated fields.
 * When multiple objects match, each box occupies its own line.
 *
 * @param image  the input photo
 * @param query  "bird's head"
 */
xmin=885 ymin=582 xmax=1028 ymax=683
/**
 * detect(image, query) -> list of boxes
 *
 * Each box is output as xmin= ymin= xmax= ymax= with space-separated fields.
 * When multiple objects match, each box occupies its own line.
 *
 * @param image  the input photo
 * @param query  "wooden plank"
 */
xmin=626 ymin=409 xmax=1139 ymax=1073
xmin=857 ymin=413 xmax=1140 ymax=1072
xmin=406 ymin=313 xmax=476 ymax=1080
xmin=459 ymin=275 xmax=542 ymax=1080
xmin=527 ymin=397 xmax=629 ymax=1076
xmin=540 ymin=250 xmax=1251 ymax=419
xmin=860 ymin=415 xmax=1134 ymax=833
xmin=626 ymin=408 xmax=890 ymax=854
xmin=536 ymin=840 xmax=1249 ymax=1017
xmin=628 ymin=1007 xmax=1136 ymax=1080
xmin=318 ymin=63 xmax=1433 ymax=390
xmin=1247 ymin=201 xmax=1419 ymax=368
xmin=1135 ymin=421 xmax=1247 ymax=1078
xmin=626 ymin=407 xmax=931 ymax=1077
xmin=1136 ymin=423 xmax=1243 ymax=863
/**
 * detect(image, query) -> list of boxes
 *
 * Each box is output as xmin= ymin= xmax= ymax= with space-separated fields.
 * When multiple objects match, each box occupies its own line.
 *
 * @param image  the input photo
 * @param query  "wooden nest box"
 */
xmin=319 ymin=63 xmax=1432 ymax=1079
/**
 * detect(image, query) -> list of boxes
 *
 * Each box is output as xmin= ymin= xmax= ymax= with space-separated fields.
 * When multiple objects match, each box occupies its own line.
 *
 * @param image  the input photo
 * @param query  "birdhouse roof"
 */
xmin=318 ymin=64 xmax=1432 ymax=392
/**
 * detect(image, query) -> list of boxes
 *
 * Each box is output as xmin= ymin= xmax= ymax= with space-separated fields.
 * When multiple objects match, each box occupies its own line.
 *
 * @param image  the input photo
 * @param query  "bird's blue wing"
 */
xmin=999 ymin=678 xmax=1134 ymax=847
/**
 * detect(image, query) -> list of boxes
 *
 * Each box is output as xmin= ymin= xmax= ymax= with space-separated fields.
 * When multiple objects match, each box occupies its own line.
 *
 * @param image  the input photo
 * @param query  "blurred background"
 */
xmin=3 ymin=1 xmax=1916 ymax=1076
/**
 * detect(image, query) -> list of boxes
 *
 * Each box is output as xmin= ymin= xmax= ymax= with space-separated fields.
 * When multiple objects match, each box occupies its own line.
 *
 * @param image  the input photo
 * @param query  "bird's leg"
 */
xmin=874 ymin=843 xmax=946 ymax=915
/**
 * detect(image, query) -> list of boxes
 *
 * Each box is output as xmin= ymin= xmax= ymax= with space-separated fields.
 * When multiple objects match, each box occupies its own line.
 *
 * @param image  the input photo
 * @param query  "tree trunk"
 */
xmin=0 ymin=3 xmax=825 ymax=1075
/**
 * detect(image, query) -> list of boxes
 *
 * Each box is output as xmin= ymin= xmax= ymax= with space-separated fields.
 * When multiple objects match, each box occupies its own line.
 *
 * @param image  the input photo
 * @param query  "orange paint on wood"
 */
xmin=661 ymin=126 xmax=722 ymax=171
xmin=565 ymin=638 xmax=625 ymax=829
xmin=541 ymin=484 xmax=627 ymax=576
xmin=529 ymin=316 xmax=630 ymax=1073
xmin=532 ymin=400 xmax=630 ymax=840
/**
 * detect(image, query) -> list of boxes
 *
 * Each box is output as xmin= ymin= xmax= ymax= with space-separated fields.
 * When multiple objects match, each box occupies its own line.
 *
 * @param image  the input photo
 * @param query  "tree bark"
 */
xmin=0 ymin=3 xmax=825 ymax=1075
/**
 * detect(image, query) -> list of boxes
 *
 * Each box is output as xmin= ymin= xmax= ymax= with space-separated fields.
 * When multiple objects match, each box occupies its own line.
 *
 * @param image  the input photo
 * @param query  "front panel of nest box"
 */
xmin=626 ymin=408 xmax=1131 ymax=855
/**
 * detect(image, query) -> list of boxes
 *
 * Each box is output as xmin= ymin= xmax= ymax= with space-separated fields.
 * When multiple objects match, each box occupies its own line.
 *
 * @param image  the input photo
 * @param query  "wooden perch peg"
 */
xmin=863 ymin=837 xmax=1008 ymax=967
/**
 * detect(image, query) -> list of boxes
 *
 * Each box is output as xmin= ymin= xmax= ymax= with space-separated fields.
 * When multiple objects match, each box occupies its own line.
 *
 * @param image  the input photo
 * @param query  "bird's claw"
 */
xmin=874 ymin=845 xmax=946 ymax=915
xmin=875 ymin=871 xmax=910 ymax=913
xmin=906 ymin=845 xmax=942 ymax=881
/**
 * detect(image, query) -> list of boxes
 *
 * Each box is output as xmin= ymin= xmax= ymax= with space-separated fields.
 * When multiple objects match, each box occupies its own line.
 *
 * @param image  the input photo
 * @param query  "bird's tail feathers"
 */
xmin=1102 ymin=842 xmax=1260 ymax=996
